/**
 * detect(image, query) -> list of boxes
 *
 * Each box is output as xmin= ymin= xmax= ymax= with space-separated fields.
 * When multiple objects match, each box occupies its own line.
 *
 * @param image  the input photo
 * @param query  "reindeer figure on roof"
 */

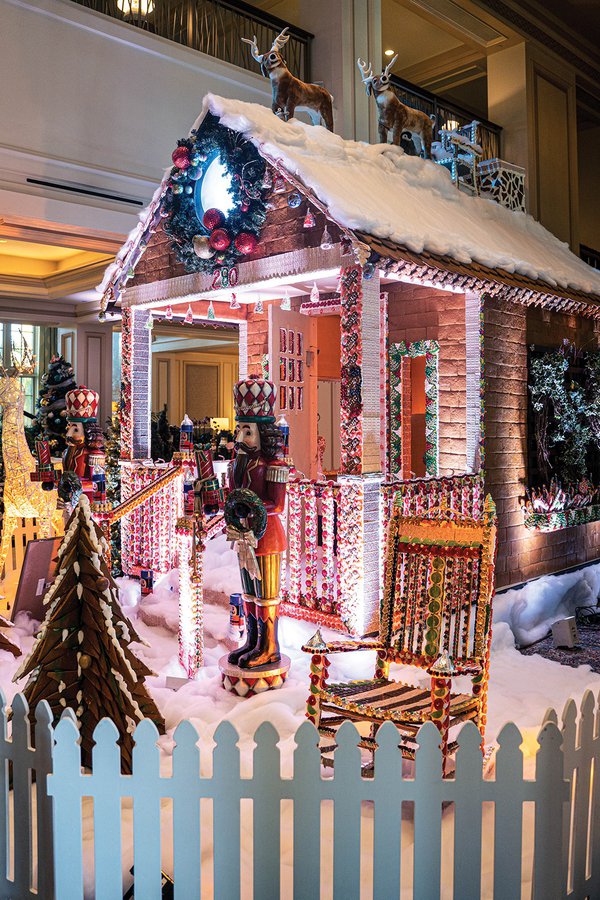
xmin=243 ymin=28 xmax=334 ymax=131
xmin=358 ymin=56 xmax=434 ymax=157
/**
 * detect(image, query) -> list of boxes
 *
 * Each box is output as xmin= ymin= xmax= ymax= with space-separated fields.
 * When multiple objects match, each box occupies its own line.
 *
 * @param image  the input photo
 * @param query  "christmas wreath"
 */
xmin=162 ymin=113 xmax=269 ymax=274
xmin=224 ymin=488 xmax=268 ymax=540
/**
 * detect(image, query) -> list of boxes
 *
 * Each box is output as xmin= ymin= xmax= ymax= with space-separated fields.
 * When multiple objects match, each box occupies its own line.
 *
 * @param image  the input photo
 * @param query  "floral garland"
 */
xmin=389 ymin=340 xmax=439 ymax=477
xmin=163 ymin=113 xmax=268 ymax=274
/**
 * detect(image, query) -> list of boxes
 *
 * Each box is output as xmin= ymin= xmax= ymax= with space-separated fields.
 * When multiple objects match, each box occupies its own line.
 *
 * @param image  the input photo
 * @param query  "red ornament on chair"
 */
xmin=209 ymin=228 xmax=231 ymax=251
xmin=234 ymin=232 xmax=258 ymax=255
xmin=203 ymin=208 xmax=225 ymax=231
xmin=172 ymin=146 xmax=191 ymax=169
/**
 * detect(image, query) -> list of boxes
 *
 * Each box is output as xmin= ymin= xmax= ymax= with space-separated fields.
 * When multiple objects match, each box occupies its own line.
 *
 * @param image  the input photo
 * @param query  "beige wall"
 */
xmin=151 ymin=349 xmax=238 ymax=428
xmin=578 ymin=126 xmax=600 ymax=252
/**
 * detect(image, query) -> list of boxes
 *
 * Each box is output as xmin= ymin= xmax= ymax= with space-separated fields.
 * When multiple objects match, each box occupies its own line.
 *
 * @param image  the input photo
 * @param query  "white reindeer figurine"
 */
xmin=243 ymin=28 xmax=334 ymax=131
xmin=358 ymin=56 xmax=433 ymax=157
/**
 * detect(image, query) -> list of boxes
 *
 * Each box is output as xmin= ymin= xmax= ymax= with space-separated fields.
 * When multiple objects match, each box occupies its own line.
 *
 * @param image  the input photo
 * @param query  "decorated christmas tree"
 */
xmin=105 ymin=408 xmax=122 ymax=575
xmin=14 ymin=495 xmax=164 ymax=772
xmin=36 ymin=355 xmax=77 ymax=455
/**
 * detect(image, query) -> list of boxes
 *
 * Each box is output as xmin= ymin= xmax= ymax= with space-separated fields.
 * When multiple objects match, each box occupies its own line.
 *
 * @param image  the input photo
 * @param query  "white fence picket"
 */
xmin=131 ymin=719 xmax=163 ymax=900
xmin=452 ymin=722 xmax=484 ymax=900
xmin=171 ymin=720 xmax=201 ymax=900
xmin=413 ymin=722 xmax=444 ymax=899
xmin=493 ymin=722 xmax=525 ymax=899
xmin=212 ymin=721 xmax=241 ymax=900
xmin=8 ymin=689 xmax=600 ymax=899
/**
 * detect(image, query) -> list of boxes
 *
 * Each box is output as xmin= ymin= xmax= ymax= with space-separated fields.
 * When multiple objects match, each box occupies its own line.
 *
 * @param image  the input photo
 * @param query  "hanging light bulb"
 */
xmin=303 ymin=208 xmax=316 ymax=229
xmin=273 ymin=173 xmax=286 ymax=193
xmin=320 ymin=224 xmax=333 ymax=250
xmin=116 ymin=0 xmax=154 ymax=18
xmin=280 ymin=289 xmax=291 ymax=311
xmin=207 ymin=299 xmax=216 ymax=321
xmin=164 ymin=305 xmax=173 ymax=321
xmin=184 ymin=305 xmax=194 ymax=325
xmin=261 ymin=169 xmax=273 ymax=191
xmin=230 ymin=292 xmax=241 ymax=310
xmin=310 ymin=282 xmax=320 ymax=303
xmin=145 ymin=312 xmax=154 ymax=330
xmin=254 ymin=296 xmax=264 ymax=314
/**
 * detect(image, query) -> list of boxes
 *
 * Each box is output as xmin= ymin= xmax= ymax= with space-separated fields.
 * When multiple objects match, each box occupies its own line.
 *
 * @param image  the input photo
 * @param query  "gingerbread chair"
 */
xmin=303 ymin=496 xmax=497 ymax=773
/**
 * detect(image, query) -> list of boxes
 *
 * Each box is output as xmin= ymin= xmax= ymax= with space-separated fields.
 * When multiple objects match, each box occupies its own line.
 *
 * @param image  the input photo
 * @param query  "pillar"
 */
xmin=120 ymin=306 xmax=151 ymax=460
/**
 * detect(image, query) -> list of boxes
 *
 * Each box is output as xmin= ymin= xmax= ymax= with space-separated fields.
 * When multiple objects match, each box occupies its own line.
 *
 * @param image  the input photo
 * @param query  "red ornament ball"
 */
xmin=209 ymin=228 xmax=231 ymax=251
xmin=234 ymin=232 xmax=258 ymax=255
xmin=203 ymin=208 xmax=224 ymax=231
xmin=171 ymin=146 xmax=191 ymax=169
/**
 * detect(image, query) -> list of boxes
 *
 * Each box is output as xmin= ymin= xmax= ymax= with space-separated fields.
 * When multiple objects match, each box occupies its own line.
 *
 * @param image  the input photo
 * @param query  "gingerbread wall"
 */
xmin=387 ymin=283 xmax=468 ymax=476
xmin=484 ymin=296 xmax=600 ymax=588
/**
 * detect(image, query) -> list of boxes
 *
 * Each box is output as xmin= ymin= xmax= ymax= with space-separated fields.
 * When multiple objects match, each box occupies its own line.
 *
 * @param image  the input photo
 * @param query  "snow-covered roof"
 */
xmin=193 ymin=94 xmax=600 ymax=299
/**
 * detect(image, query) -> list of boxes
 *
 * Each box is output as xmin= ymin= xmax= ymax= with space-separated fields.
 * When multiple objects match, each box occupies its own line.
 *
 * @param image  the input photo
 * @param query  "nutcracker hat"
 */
xmin=65 ymin=385 xmax=99 ymax=423
xmin=233 ymin=374 xmax=276 ymax=423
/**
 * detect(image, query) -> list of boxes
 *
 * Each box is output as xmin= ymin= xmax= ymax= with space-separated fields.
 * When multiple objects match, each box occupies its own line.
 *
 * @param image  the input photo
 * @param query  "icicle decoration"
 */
xmin=184 ymin=305 xmax=194 ymax=325
xmin=303 ymin=208 xmax=316 ymax=228
xmin=254 ymin=297 xmax=264 ymax=314
xmin=207 ymin=299 xmax=216 ymax=320
xmin=320 ymin=224 xmax=333 ymax=250
xmin=165 ymin=305 xmax=173 ymax=321
xmin=280 ymin=290 xmax=291 ymax=311
xmin=310 ymin=282 xmax=320 ymax=303
xmin=229 ymin=292 xmax=241 ymax=310
xmin=145 ymin=312 xmax=154 ymax=330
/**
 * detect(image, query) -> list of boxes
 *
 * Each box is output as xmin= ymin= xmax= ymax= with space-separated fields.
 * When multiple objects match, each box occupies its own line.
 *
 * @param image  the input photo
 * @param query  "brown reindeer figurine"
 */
xmin=243 ymin=28 xmax=334 ymax=131
xmin=358 ymin=56 xmax=433 ymax=157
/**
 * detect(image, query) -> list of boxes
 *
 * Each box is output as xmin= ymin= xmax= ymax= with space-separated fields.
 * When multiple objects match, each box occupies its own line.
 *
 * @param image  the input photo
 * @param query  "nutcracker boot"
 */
xmin=239 ymin=602 xmax=281 ymax=668
xmin=227 ymin=598 xmax=259 ymax=665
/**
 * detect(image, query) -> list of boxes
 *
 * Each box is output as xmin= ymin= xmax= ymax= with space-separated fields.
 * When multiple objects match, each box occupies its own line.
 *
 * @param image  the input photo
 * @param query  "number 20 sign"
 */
xmin=211 ymin=266 xmax=239 ymax=290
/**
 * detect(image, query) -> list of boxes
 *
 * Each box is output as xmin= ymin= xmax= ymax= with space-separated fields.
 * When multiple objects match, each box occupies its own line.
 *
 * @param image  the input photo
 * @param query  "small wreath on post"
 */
xmin=162 ymin=113 xmax=269 ymax=274
xmin=224 ymin=488 xmax=268 ymax=540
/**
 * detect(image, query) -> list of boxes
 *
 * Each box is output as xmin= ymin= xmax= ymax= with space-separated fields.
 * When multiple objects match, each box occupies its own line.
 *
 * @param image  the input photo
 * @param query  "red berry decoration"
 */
xmin=209 ymin=228 xmax=231 ymax=251
xmin=203 ymin=208 xmax=224 ymax=231
xmin=234 ymin=232 xmax=258 ymax=255
xmin=172 ymin=146 xmax=191 ymax=169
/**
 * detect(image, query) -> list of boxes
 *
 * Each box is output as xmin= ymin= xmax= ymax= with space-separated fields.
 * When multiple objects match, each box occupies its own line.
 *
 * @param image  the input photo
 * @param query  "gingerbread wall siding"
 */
xmin=483 ymin=296 xmax=600 ymax=588
xmin=387 ymin=283 xmax=467 ymax=476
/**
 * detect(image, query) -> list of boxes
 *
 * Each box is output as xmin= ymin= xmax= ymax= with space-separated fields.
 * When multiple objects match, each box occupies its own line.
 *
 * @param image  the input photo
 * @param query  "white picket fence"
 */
xmin=0 ymin=690 xmax=599 ymax=899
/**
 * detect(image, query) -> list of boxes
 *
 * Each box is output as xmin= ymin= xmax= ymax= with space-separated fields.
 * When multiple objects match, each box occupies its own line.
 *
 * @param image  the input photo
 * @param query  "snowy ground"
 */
xmin=1 ymin=537 xmax=599 ymax=895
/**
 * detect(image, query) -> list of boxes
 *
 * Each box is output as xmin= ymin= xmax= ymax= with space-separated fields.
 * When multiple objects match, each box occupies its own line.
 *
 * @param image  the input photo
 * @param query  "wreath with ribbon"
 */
xmin=162 ymin=113 xmax=269 ymax=274
xmin=224 ymin=488 xmax=268 ymax=540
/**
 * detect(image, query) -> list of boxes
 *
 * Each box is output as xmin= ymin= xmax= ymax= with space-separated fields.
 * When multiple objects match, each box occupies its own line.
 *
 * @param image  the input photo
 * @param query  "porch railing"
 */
xmin=3 ymin=689 xmax=599 ymax=897
xmin=68 ymin=0 xmax=312 ymax=80
xmin=390 ymin=74 xmax=502 ymax=161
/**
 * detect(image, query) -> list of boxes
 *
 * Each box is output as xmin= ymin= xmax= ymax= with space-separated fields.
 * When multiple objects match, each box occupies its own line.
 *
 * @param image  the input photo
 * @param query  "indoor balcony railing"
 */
xmin=68 ymin=0 xmax=312 ymax=80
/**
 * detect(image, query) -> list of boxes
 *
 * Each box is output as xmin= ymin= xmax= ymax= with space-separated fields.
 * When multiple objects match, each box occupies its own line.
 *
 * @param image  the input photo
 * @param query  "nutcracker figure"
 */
xmin=219 ymin=375 xmax=290 ymax=694
xmin=62 ymin=386 xmax=105 ymax=489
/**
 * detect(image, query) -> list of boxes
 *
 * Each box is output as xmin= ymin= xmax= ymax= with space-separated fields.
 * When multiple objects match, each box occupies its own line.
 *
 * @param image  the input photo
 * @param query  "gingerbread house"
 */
xmin=101 ymin=94 xmax=600 ymax=639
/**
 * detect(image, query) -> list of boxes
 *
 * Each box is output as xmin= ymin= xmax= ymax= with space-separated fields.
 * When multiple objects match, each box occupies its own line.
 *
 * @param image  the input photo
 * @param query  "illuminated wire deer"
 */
xmin=358 ymin=56 xmax=434 ymax=157
xmin=243 ymin=28 xmax=334 ymax=131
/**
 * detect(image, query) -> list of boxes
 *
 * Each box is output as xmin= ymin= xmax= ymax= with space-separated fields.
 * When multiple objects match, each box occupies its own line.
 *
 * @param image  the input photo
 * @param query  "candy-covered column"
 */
xmin=338 ymin=263 xmax=383 ymax=636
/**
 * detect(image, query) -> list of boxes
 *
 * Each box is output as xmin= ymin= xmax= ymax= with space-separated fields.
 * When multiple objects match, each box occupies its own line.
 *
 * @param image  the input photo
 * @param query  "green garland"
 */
xmin=163 ymin=113 xmax=268 ymax=274
xmin=529 ymin=340 xmax=600 ymax=485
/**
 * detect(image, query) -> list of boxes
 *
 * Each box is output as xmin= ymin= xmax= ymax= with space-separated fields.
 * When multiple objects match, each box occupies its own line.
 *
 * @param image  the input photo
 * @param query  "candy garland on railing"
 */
xmin=176 ymin=517 xmax=204 ymax=677
xmin=388 ymin=473 xmax=485 ymax=519
xmin=286 ymin=480 xmax=303 ymax=606
xmin=302 ymin=481 xmax=319 ymax=609
xmin=320 ymin=481 xmax=338 ymax=614
xmin=120 ymin=308 xmax=133 ymax=460
xmin=120 ymin=463 xmax=134 ymax=574
xmin=339 ymin=266 xmax=363 ymax=476
xmin=337 ymin=478 xmax=364 ymax=634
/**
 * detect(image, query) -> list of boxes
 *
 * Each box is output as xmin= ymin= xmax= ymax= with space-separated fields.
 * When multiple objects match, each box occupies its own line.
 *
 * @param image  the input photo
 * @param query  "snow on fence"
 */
xmin=1 ymin=689 xmax=599 ymax=898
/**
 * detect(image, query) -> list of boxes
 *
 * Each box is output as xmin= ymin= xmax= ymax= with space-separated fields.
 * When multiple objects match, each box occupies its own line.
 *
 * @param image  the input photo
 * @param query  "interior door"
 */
xmin=268 ymin=304 xmax=318 ymax=479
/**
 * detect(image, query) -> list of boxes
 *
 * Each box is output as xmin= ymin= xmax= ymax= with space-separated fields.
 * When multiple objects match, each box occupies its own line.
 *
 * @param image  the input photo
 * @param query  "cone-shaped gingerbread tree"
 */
xmin=14 ymin=494 xmax=164 ymax=771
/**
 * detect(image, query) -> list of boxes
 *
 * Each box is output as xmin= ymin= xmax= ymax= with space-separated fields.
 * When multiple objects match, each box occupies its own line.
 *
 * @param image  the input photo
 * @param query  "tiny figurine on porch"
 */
xmin=62 ymin=386 xmax=105 ymax=491
xmin=219 ymin=374 xmax=290 ymax=696
xmin=243 ymin=28 xmax=334 ymax=131
xmin=357 ymin=57 xmax=433 ymax=157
